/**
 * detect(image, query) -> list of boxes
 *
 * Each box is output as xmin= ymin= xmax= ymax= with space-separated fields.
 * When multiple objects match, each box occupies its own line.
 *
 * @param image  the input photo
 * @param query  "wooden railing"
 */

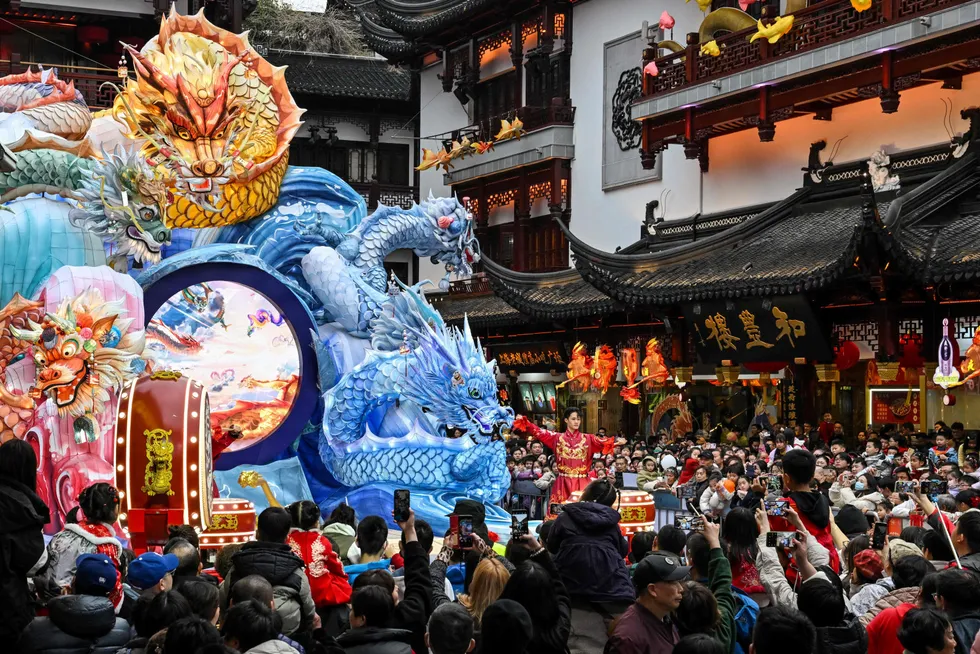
xmin=446 ymin=273 xmax=492 ymax=296
xmin=470 ymin=101 xmax=575 ymax=142
xmin=350 ymin=182 xmax=418 ymax=211
xmin=0 ymin=58 xmax=125 ymax=109
xmin=642 ymin=0 xmax=970 ymax=99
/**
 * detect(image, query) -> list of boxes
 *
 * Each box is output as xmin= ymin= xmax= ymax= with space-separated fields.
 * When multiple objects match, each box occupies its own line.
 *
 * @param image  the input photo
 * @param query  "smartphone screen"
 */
xmin=766 ymin=531 xmax=797 ymax=548
xmin=511 ymin=512 xmax=528 ymax=537
xmin=767 ymin=475 xmax=784 ymax=493
xmin=459 ymin=515 xmax=474 ymax=547
xmin=765 ymin=499 xmax=789 ymax=516
xmin=393 ymin=489 xmax=410 ymax=522
xmin=872 ymin=521 xmax=888 ymax=550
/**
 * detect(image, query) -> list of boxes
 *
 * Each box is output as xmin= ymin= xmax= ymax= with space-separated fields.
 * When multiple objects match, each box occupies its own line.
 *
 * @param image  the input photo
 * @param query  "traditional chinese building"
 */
xmin=354 ymin=0 xmax=980 ymax=437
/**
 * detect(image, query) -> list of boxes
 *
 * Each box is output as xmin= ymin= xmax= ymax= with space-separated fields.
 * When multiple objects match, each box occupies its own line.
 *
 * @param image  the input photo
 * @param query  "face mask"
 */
xmin=737 ymin=490 xmax=748 ymax=498
xmin=886 ymin=454 xmax=895 ymax=462
xmin=854 ymin=481 xmax=866 ymax=491
xmin=533 ymin=469 xmax=542 ymax=475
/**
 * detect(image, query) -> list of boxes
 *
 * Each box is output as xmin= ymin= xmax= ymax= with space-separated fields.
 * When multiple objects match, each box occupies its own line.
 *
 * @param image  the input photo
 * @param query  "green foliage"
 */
xmin=245 ymin=0 xmax=367 ymax=55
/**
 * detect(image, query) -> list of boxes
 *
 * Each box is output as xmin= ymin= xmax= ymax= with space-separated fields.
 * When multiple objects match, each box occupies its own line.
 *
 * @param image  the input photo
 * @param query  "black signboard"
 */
xmin=491 ymin=341 xmax=567 ymax=372
xmin=683 ymin=296 xmax=830 ymax=364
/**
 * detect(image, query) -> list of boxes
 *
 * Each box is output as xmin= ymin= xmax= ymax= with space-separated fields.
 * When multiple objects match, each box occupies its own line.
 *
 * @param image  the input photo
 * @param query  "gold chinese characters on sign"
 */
xmin=142 ymin=428 xmax=175 ymax=497
xmin=210 ymin=514 xmax=240 ymax=530
xmin=496 ymin=349 xmax=565 ymax=368
xmin=705 ymin=307 xmax=806 ymax=352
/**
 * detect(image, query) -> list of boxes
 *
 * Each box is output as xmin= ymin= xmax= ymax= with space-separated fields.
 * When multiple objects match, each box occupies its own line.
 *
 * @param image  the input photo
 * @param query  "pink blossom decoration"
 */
xmin=659 ymin=10 xmax=675 ymax=30
xmin=437 ymin=216 xmax=454 ymax=229
xmin=644 ymin=60 xmax=659 ymax=77
xmin=738 ymin=0 xmax=757 ymax=11
xmin=79 ymin=327 xmax=93 ymax=339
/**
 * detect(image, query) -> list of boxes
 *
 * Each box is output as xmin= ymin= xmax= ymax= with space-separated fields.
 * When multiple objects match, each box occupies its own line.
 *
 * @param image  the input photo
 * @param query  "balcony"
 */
xmin=444 ymin=102 xmax=576 ymax=186
xmin=446 ymin=273 xmax=493 ymax=296
xmin=0 ymin=58 xmax=123 ymax=110
xmin=350 ymin=182 xmax=418 ymax=211
xmin=634 ymin=0 xmax=980 ymax=148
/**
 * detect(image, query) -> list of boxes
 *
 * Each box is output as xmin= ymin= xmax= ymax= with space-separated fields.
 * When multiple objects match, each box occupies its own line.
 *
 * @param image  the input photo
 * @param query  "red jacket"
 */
xmin=679 ymin=459 xmax=701 ymax=485
xmin=866 ymin=602 xmax=914 ymax=654
xmin=286 ymin=529 xmax=352 ymax=607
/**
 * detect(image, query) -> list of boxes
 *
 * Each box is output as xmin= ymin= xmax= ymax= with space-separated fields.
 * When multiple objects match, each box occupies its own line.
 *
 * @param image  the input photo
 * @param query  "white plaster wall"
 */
xmin=570 ymin=0 xmax=980 ymax=255
xmin=418 ymin=63 xmax=470 ymax=282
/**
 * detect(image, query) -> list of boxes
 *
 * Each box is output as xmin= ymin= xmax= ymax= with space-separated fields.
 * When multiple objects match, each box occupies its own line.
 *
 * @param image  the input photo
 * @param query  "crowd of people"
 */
xmin=2 ymin=412 xmax=980 ymax=654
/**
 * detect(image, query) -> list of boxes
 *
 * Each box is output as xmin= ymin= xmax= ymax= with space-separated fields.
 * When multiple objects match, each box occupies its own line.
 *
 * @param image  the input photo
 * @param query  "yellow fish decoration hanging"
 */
xmin=686 ymin=0 xmax=712 ymax=12
xmin=447 ymin=136 xmax=472 ymax=162
xmin=850 ymin=0 xmax=872 ymax=11
xmin=494 ymin=117 xmax=526 ymax=142
xmin=470 ymin=141 xmax=495 ymax=155
xmin=416 ymin=148 xmax=454 ymax=172
xmin=701 ymin=40 xmax=721 ymax=57
xmin=750 ymin=15 xmax=795 ymax=43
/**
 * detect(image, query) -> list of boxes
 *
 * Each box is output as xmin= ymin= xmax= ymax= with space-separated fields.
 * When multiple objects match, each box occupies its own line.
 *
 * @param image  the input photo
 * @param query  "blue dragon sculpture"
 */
xmin=318 ymin=286 xmax=513 ymax=499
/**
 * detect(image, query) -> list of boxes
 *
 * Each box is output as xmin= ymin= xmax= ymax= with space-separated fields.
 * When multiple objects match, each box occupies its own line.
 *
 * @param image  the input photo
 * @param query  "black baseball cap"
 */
xmin=633 ymin=552 xmax=690 ymax=591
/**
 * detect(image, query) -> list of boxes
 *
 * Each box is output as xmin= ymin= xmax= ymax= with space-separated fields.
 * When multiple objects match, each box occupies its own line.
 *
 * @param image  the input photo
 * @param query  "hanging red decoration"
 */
xmin=835 ymin=340 xmax=861 ymax=371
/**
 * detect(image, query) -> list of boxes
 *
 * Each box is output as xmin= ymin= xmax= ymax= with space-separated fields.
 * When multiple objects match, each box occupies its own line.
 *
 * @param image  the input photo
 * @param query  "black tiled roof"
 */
xmin=429 ymin=292 xmax=526 ymax=327
xmin=269 ymin=52 xmax=412 ymax=101
xmin=882 ymin=149 xmax=980 ymax=282
xmin=481 ymin=257 xmax=618 ymax=321
xmin=562 ymin=188 xmax=883 ymax=306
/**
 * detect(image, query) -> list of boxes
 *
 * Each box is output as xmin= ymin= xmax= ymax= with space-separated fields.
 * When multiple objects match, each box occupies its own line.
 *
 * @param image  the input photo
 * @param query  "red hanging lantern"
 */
xmin=835 ymin=340 xmax=861 ymax=371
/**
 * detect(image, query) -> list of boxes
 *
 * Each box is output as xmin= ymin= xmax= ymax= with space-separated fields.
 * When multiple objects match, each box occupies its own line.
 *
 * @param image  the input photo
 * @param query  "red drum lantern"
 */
xmin=566 ymin=490 xmax=656 ymax=544
xmin=200 ymin=497 xmax=256 ymax=550
xmin=114 ymin=371 xmax=213 ymax=553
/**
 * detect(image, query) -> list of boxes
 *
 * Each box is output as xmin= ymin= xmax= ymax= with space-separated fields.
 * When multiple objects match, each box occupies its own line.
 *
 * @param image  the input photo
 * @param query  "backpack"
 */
xmin=731 ymin=586 xmax=760 ymax=654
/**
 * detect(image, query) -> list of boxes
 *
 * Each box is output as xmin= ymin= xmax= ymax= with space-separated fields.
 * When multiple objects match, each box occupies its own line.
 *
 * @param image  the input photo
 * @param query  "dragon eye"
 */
xmin=61 ymin=341 xmax=79 ymax=358
xmin=34 ymin=352 xmax=45 ymax=366
xmin=140 ymin=208 xmax=155 ymax=221
xmin=469 ymin=388 xmax=481 ymax=399
xmin=213 ymin=126 xmax=225 ymax=139
xmin=176 ymin=129 xmax=192 ymax=140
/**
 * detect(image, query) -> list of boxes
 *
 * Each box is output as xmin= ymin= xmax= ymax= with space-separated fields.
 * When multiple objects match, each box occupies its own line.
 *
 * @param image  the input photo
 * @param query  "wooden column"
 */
xmin=510 ymin=21 xmax=524 ymax=108
xmin=513 ymin=169 xmax=530 ymax=271
xmin=549 ymin=159 xmax=564 ymax=220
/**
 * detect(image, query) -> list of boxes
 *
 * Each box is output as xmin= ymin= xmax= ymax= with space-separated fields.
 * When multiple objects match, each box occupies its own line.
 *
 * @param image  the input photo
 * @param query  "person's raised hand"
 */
xmin=520 ymin=533 xmax=542 ymax=552
xmin=784 ymin=506 xmax=805 ymax=533
xmin=755 ymin=507 xmax=771 ymax=535
xmin=702 ymin=518 xmax=721 ymax=549
xmin=790 ymin=530 xmax=809 ymax=559
xmin=393 ymin=508 xmax=417 ymax=543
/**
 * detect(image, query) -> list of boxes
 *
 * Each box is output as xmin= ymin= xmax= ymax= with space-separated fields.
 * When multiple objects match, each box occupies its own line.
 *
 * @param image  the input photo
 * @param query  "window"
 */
xmin=348 ymin=147 xmax=376 ymax=183
xmin=474 ymin=70 xmax=516 ymax=127
xmin=526 ymin=217 xmax=568 ymax=272
xmin=377 ymin=144 xmax=410 ymax=186
xmin=484 ymin=224 xmax=514 ymax=270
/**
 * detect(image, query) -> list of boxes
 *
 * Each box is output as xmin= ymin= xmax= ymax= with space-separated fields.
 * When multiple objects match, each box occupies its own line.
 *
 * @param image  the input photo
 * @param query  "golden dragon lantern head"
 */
xmin=114 ymin=8 xmax=304 ymax=228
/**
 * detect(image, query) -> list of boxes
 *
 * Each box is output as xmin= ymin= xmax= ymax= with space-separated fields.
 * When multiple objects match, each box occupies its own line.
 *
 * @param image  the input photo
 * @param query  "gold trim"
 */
xmin=150 ymin=370 xmax=183 ymax=381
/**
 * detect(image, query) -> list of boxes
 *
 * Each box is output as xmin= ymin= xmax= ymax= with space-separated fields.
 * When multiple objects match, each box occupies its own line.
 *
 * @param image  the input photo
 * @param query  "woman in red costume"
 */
xmin=286 ymin=500 xmax=352 ymax=635
xmin=513 ymin=407 xmax=616 ymax=506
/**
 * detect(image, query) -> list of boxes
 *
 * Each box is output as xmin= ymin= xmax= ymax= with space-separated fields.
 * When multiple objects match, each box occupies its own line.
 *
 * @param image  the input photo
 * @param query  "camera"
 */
xmin=765 ymin=499 xmax=789 ymax=516
xmin=766 ymin=531 xmax=797 ymax=548
xmin=675 ymin=516 xmax=704 ymax=531
xmin=895 ymin=481 xmax=916 ymax=494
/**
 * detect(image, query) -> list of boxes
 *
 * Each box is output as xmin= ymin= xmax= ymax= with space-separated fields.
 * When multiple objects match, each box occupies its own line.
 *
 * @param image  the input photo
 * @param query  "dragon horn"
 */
xmin=9 ymin=325 xmax=41 ymax=343
xmin=123 ymin=42 xmax=178 ymax=94
xmin=44 ymin=312 xmax=74 ymax=333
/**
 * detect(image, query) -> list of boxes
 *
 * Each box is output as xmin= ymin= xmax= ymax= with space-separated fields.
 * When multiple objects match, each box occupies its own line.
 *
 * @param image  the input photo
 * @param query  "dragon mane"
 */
xmin=69 ymin=147 xmax=171 ymax=264
xmin=10 ymin=288 xmax=146 ymax=417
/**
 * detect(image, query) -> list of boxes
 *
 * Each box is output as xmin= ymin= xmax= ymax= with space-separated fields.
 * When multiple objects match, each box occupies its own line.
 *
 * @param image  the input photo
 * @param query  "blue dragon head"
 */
xmin=417 ymin=192 xmax=481 ymax=290
xmin=398 ymin=300 xmax=512 ymax=443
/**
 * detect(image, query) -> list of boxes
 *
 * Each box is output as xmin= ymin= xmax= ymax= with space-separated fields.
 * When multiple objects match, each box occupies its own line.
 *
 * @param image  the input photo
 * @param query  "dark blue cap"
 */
xmin=128 ymin=552 xmax=178 ymax=590
xmin=74 ymin=553 xmax=118 ymax=596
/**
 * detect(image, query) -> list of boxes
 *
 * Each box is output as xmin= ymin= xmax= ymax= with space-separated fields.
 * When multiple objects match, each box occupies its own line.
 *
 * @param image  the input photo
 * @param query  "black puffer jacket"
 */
xmin=0 ymin=474 xmax=49 ymax=642
xmin=816 ymin=616 xmax=868 ymax=654
xmin=548 ymin=502 xmax=634 ymax=602
xmin=335 ymin=627 xmax=413 ymax=654
xmin=951 ymin=612 xmax=980 ymax=654
xmin=15 ymin=594 xmax=129 ymax=654
xmin=219 ymin=541 xmax=316 ymax=636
